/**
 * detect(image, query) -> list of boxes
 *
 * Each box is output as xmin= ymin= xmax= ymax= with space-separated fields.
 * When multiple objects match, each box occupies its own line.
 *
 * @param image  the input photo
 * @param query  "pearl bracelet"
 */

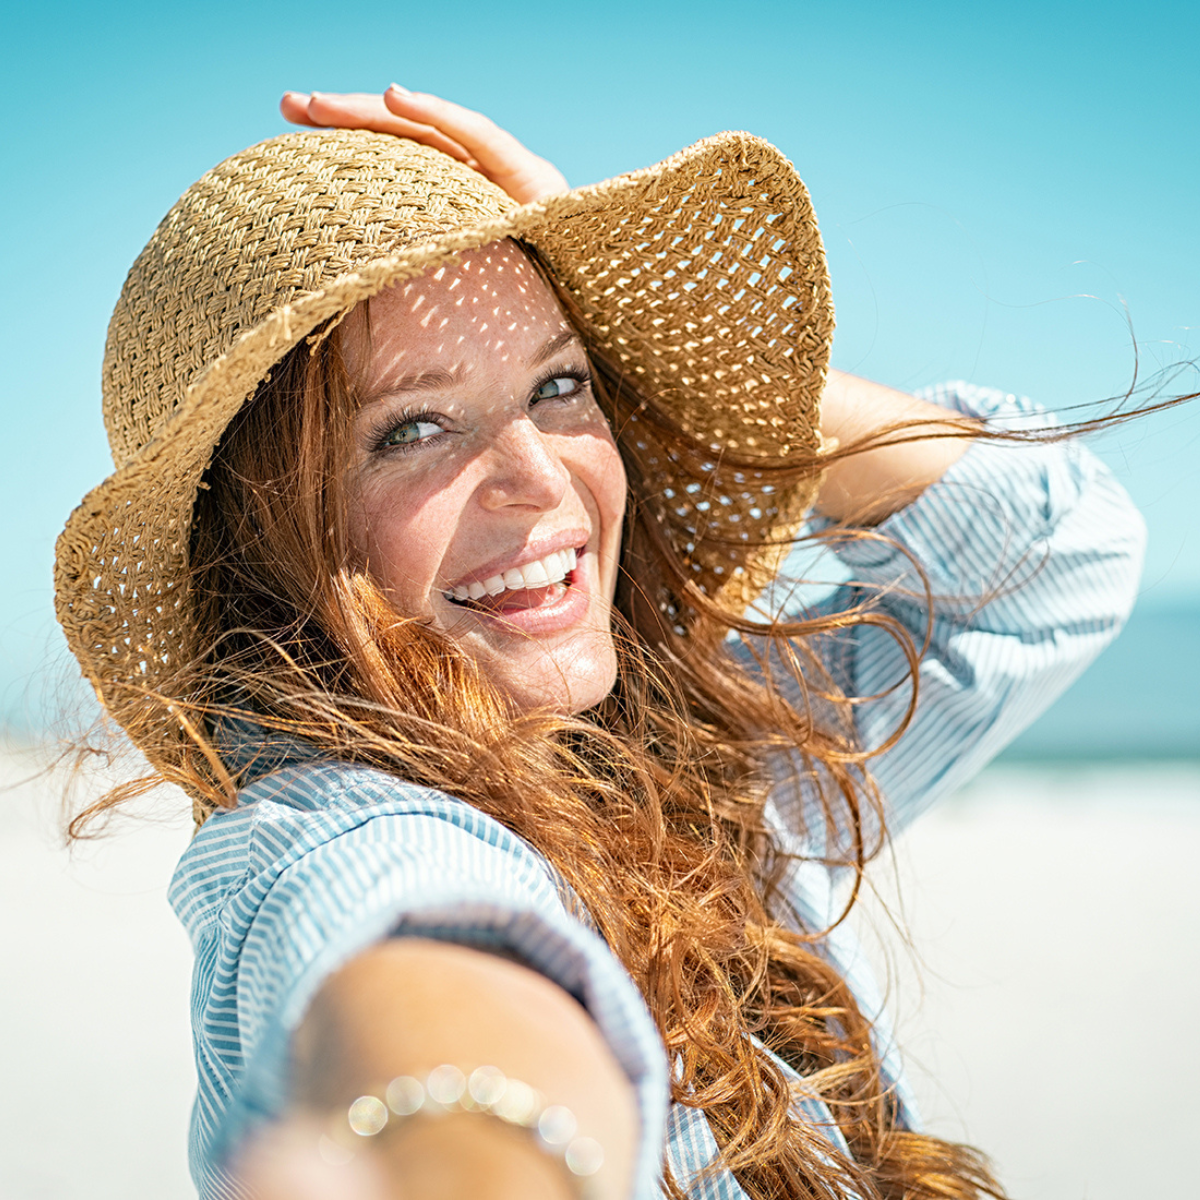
xmin=317 ymin=1064 xmax=605 ymax=1197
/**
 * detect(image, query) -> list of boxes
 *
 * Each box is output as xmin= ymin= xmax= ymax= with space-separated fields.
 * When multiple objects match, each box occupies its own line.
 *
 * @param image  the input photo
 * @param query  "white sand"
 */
xmin=855 ymin=765 xmax=1200 ymax=1200
xmin=0 ymin=747 xmax=196 ymax=1200
xmin=2 ymin=749 xmax=1197 ymax=1199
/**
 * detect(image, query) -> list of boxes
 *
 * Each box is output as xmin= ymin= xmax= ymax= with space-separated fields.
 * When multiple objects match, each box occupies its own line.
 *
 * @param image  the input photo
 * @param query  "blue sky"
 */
xmin=2 ymin=0 xmax=1197 ymax=730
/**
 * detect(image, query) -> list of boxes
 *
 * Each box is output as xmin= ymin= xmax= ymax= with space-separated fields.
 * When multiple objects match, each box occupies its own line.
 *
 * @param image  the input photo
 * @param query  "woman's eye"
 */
xmin=534 ymin=375 xmax=582 ymax=402
xmin=382 ymin=418 xmax=441 ymax=448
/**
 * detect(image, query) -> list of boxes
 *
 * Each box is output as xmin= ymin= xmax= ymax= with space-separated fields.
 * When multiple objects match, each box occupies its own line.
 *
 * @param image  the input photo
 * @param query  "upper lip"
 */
xmin=441 ymin=529 xmax=589 ymax=592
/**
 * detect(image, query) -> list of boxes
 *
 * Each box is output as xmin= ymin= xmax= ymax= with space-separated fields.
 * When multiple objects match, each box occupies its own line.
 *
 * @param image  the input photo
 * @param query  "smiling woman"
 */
xmin=342 ymin=243 xmax=627 ymax=715
xmin=54 ymin=86 xmax=1158 ymax=1200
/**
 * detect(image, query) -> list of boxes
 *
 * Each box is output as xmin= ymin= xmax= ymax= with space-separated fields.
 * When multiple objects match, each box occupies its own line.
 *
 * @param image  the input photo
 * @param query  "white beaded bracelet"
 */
xmin=317 ymin=1064 xmax=605 ymax=1197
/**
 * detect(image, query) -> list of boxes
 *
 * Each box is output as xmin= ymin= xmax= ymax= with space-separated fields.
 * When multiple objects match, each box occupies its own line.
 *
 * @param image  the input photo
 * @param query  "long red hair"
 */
xmin=75 ymin=264 xmax=1009 ymax=1199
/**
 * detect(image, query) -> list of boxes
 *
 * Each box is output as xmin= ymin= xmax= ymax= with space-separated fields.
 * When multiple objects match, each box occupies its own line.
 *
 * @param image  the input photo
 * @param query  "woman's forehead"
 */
xmin=380 ymin=241 xmax=560 ymax=321
xmin=345 ymin=241 xmax=578 ymax=391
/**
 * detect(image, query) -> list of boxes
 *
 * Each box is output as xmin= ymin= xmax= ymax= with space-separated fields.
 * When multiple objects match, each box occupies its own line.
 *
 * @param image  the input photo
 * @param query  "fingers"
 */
xmin=383 ymin=86 xmax=568 ymax=204
xmin=279 ymin=91 xmax=321 ymax=127
xmin=279 ymin=91 xmax=476 ymax=166
xmin=281 ymin=90 xmax=398 ymax=131
xmin=382 ymin=88 xmax=523 ymax=174
xmin=278 ymin=86 xmax=569 ymax=205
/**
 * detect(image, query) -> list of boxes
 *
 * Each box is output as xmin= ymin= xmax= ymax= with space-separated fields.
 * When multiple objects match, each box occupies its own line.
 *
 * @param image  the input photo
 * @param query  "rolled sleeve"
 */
xmin=170 ymin=761 xmax=669 ymax=1200
xmin=810 ymin=382 xmax=1146 ymax=830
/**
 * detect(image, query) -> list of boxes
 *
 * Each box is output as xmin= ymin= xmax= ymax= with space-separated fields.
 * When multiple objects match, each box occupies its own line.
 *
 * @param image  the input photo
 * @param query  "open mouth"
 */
xmin=443 ymin=547 xmax=579 ymax=612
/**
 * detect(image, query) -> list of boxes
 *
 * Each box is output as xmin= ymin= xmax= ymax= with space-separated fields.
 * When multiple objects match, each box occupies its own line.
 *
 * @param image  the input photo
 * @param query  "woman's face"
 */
xmin=343 ymin=242 xmax=628 ymax=715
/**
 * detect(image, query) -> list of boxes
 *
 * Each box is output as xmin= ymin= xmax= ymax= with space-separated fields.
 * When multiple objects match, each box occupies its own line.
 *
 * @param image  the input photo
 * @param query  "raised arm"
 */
xmin=805 ymin=382 xmax=1146 ymax=836
xmin=814 ymin=369 xmax=978 ymax=524
xmin=280 ymin=88 xmax=979 ymax=524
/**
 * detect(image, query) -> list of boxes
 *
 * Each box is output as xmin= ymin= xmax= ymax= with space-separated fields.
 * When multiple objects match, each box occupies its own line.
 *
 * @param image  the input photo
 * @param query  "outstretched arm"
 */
xmin=239 ymin=941 xmax=637 ymax=1200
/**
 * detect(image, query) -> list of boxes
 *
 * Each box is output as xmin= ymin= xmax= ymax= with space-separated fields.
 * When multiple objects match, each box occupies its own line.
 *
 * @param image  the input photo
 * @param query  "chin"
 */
xmin=499 ymin=649 xmax=619 ymax=717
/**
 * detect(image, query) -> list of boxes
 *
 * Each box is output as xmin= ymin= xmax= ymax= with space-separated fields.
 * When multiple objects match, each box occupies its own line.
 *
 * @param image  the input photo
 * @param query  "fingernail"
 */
xmin=388 ymin=83 xmax=412 ymax=96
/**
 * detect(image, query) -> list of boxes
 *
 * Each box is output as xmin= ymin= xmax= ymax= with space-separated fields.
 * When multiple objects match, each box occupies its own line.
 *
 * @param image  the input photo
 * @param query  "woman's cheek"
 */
xmin=369 ymin=489 xmax=463 ymax=618
xmin=349 ymin=485 xmax=419 ymax=609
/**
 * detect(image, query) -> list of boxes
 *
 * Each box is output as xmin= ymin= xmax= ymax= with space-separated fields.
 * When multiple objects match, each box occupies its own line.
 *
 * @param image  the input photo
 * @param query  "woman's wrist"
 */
xmin=816 ymin=368 xmax=979 ymax=525
xmin=288 ymin=941 xmax=638 ymax=1199
xmin=235 ymin=1109 xmax=578 ymax=1200
xmin=317 ymin=1064 xmax=605 ymax=1197
xmin=368 ymin=1113 xmax=579 ymax=1199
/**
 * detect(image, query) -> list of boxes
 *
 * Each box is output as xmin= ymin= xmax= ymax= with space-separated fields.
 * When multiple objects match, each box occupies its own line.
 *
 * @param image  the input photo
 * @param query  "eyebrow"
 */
xmin=357 ymin=329 xmax=584 ymax=408
xmin=355 ymin=328 xmax=580 ymax=408
xmin=527 ymin=329 xmax=581 ymax=371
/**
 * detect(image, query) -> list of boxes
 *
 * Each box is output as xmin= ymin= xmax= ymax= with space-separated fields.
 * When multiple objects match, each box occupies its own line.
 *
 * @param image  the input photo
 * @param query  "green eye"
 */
xmin=384 ymin=418 xmax=440 ymax=447
xmin=534 ymin=376 xmax=580 ymax=402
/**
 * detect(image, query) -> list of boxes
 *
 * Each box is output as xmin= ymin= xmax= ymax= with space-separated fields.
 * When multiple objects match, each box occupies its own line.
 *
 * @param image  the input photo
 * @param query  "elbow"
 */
xmin=1095 ymin=483 xmax=1147 ymax=635
xmin=1047 ymin=456 xmax=1147 ymax=636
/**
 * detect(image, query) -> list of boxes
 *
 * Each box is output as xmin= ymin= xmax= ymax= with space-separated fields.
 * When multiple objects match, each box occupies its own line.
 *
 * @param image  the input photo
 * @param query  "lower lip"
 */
xmin=451 ymin=570 xmax=591 ymax=636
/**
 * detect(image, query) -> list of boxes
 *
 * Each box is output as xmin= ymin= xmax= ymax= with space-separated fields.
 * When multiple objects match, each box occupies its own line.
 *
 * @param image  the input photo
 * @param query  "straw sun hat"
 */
xmin=55 ymin=128 xmax=833 ymax=767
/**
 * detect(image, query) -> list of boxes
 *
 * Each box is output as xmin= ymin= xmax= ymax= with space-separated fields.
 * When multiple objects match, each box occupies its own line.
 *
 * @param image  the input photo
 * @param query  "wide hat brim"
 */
xmin=55 ymin=128 xmax=832 ymax=770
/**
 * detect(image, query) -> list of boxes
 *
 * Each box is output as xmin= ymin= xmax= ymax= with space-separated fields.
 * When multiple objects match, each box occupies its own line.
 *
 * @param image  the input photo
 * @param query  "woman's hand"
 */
xmin=281 ymin=87 xmax=569 ymax=205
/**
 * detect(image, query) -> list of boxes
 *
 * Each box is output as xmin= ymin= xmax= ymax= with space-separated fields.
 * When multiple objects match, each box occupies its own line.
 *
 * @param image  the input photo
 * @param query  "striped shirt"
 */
xmin=169 ymin=383 xmax=1145 ymax=1198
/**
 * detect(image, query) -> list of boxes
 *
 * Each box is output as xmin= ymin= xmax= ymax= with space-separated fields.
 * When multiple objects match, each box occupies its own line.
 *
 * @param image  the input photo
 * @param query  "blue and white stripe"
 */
xmin=169 ymin=383 xmax=1145 ymax=1198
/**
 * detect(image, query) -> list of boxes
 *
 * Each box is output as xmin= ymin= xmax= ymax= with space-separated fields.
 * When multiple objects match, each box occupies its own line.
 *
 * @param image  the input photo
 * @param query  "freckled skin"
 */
xmin=343 ymin=242 xmax=628 ymax=715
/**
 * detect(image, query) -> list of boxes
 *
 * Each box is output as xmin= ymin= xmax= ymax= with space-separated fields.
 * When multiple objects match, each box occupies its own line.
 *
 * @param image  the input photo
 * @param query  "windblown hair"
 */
xmin=77 ymin=258 xmax=1010 ymax=1199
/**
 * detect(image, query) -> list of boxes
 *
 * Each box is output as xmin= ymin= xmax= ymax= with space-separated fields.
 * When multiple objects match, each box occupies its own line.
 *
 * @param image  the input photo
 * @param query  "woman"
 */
xmin=55 ymin=87 xmax=1147 ymax=1200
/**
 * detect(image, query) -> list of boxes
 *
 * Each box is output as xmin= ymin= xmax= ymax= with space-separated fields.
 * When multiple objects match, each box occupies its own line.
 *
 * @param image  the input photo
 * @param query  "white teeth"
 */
xmin=522 ymin=559 xmax=551 ymax=587
xmin=445 ymin=547 xmax=581 ymax=603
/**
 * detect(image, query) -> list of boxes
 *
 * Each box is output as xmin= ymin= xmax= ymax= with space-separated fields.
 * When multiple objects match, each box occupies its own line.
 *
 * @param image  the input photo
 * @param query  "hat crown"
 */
xmin=102 ymin=130 xmax=516 ymax=468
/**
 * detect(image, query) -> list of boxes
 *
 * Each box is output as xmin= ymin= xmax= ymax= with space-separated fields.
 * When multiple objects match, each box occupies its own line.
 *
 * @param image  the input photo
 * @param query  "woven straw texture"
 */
xmin=55 ymin=129 xmax=832 ymax=771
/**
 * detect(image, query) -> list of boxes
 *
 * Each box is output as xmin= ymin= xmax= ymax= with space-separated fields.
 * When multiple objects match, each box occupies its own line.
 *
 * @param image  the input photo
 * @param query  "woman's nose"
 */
xmin=476 ymin=417 xmax=571 ymax=512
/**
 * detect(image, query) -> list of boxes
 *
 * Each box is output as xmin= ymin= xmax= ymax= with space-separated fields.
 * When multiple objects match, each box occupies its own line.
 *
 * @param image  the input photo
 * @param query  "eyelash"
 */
xmin=366 ymin=408 xmax=444 ymax=455
xmin=366 ymin=364 xmax=594 ymax=456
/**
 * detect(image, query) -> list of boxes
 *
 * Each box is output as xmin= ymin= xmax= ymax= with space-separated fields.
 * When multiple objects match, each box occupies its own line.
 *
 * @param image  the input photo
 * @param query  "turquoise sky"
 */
xmin=2 ymin=0 xmax=1197 ymax=730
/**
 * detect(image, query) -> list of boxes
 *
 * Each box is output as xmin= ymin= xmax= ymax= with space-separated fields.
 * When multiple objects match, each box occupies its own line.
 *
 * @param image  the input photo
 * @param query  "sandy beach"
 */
xmin=854 ymin=765 xmax=1200 ymax=1199
xmin=2 ymin=746 xmax=1197 ymax=1199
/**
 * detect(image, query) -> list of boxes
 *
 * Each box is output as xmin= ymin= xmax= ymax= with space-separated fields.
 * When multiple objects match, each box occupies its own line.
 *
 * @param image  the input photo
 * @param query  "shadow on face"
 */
xmin=340 ymin=241 xmax=629 ymax=716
